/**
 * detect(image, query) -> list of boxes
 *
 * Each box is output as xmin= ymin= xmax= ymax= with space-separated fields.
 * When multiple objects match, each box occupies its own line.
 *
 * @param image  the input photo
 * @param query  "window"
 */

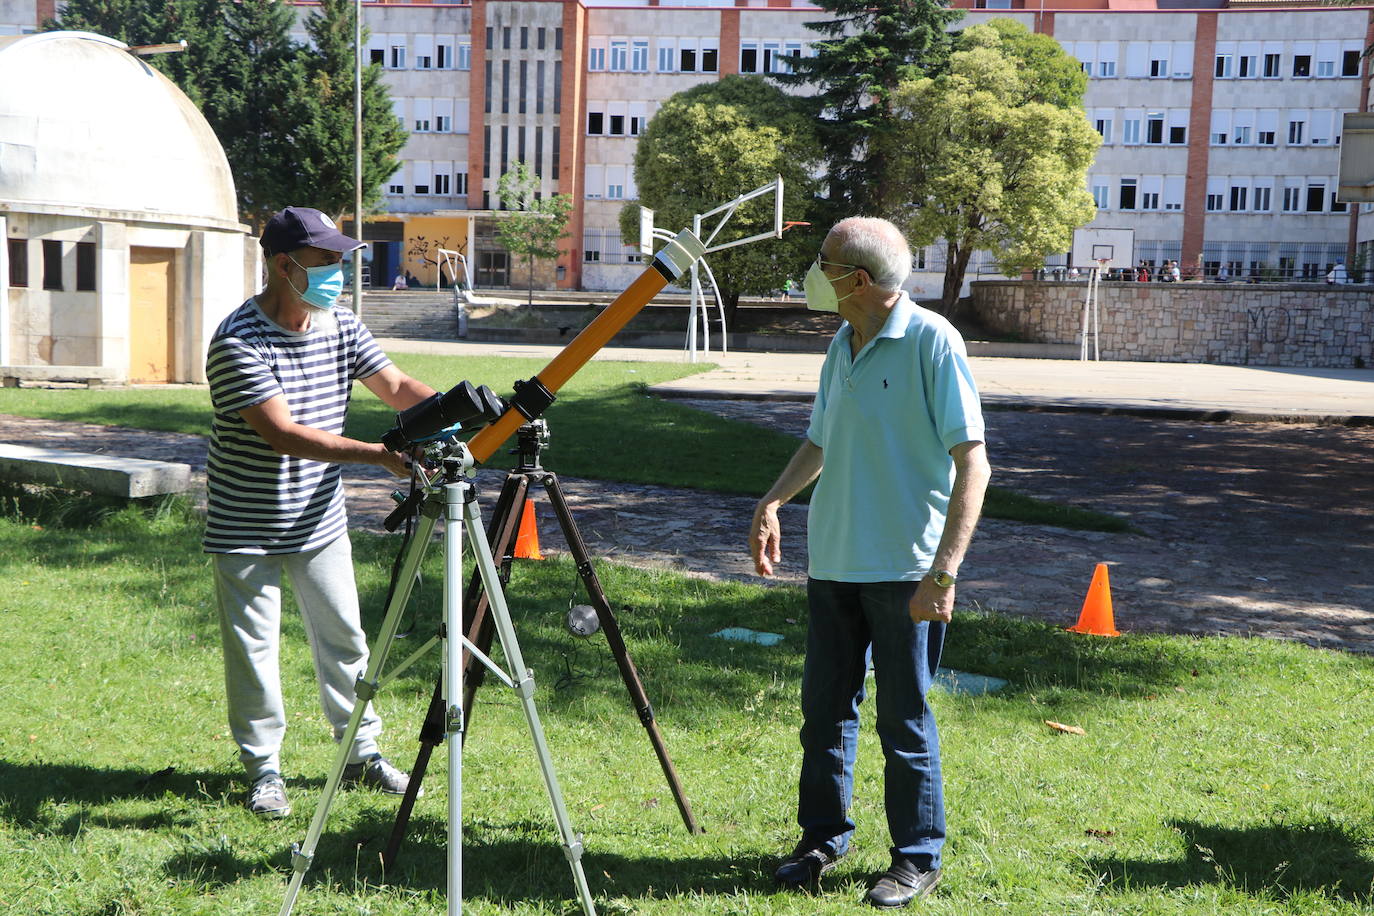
xmin=1288 ymin=118 xmax=1305 ymax=145
xmin=679 ymin=40 xmax=697 ymax=72
xmin=553 ymin=65 xmax=561 ymax=114
xmin=435 ymin=102 xmax=452 ymax=133
xmin=519 ymin=60 xmax=526 ymax=114
xmin=657 ymin=42 xmax=676 ymax=72
xmin=1344 ymin=51 xmax=1361 ymax=78
xmin=413 ymin=161 xmax=431 ymax=195
xmin=551 ymin=126 xmax=559 ymax=179
xmin=500 ymin=125 xmax=508 ymax=177
xmin=1229 ymin=186 xmax=1248 ymax=211
xmin=1098 ymin=59 xmax=1116 ymax=78
xmin=1215 ymin=54 xmax=1232 ymax=78
xmin=1282 ymin=186 xmax=1301 ymax=212
xmin=589 ymin=44 xmax=605 ymax=71
xmin=501 ymin=60 xmax=510 ymax=114
xmin=486 ymin=26 xmax=492 ymax=50
xmin=777 ymin=41 xmax=802 ymax=75
xmin=1119 ymin=178 xmax=1137 ymax=210
xmin=1306 ymin=184 xmax=1324 ymax=212
xmin=1332 ymin=193 xmax=1348 ymax=214
xmin=434 ymin=172 xmax=451 ymax=195
xmin=1122 ymin=116 xmax=1141 ymax=145
xmin=740 ymin=41 xmax=757 ymax=73
xmin=1141 ymin=185 xmax=1160 ymax=210
xmin=536 ymin=60 xmax=545 ymax=114
xmin=1263 ymin=53 xmax=1280 ymax=78
xmin=1293 ymin=55 xmax=1310 ymax=77
xmin=1257 ymin=110 xmax=1277 ymax=145
xmin=587 ymin=111 xmax=604 ymax=135
xmin=1317 ymin=59 xmax=1334 ymax=78
xmin=1150 ymin=57 xmax=1168 ymax=77
xmin=1206 ymin=178 xmax=1224 ymax=212
xmin=701 ymin=41 xmax=718 ymax=73
xmin=534 ymin=127 xmax=543 ymax=177
xmin=556 ymin=28 xmax=562 ymax=51
xmin=607 ymin=182 xmax=624 ymax=200
xmin=1253 ymin=185 xmax=1271 ymax=212
xmin=413 ymin=99 xmax=431 ymax=132
xmin=437 ymin=42 xmax=453 ymax=69
xmin=1164 ymin=176 xmax=1185 ymax=211
xmin=42 ymin=239 xmax=61 ymax=290
xmin=370 ymin=48 xmax=383 ymax=65
xmin=609 ymin=113 xmax=624 ymax=135
xmin=7 ymin=239 xmax=26 ymax=287
xmin=1238 ymin=54 xmax=1256 ymax=78
xmin=502 ymin=26 xmax=510 ymax=50
xmin=609 ymin=39 xmax=627 ymax=72
xmin=484 ymin=60 xmax=491 ymax=113
xmin=389 ymin=43 xmax=406 ymax=69
xmin=1094 ymin=115 xmax=1112 ymax=143
xmin=389 ymin=180 xmax=405 ymax=195
xmin=483 ymin=126 xmax=490 ymax=178
xmin=456 ymin=171 xmax=468 ymax=195
xmin=1211 ymin=110 xmax=1229 ymax=146
xmin=520 ymin=26 xmax=528 ymax=50
xmin=1091 ymin=184 xmax=1110 ymax=209
xmin=631 ymin=40 xmax=648 ymax=72
xmin=1310 ymin=111 xmax=1332 ymax=146
xmin=458 ymin=43 xmax=471 ymax=70
xmin=1146 ymin=113 xmax=1164 ymax=144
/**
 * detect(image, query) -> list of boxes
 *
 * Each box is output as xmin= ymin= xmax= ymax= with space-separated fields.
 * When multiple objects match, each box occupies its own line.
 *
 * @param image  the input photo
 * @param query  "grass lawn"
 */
xmin=1 ymin=501 xmax=1371 ymax=915
xmin=0 ymin=353 xmax=1126 ymax=532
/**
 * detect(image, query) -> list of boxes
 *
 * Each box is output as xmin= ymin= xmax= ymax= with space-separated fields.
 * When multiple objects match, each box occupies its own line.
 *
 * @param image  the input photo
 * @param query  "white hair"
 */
xmin=828 ymin=217 xmax=911 ymax=293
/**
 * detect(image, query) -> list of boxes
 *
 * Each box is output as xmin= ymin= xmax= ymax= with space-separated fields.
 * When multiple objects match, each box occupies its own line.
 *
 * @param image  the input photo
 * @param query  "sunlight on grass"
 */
xmin=2 ymin=503 xmax=1372 ymax=914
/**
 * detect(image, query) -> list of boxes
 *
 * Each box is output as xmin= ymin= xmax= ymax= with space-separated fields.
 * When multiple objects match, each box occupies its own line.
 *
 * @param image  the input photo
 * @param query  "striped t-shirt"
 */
xmin=203 ymin=298 xmax=391 ymax=555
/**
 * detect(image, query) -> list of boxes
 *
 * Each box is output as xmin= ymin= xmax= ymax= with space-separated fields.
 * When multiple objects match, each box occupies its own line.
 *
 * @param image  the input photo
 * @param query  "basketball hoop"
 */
xmin=782 ymin=221 xmax=811 ymax=233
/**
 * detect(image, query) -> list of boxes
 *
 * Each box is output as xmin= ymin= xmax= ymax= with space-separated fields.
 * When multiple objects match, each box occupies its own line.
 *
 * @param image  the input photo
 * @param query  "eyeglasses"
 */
xmin=815 ymin=255 xmax=869 ymax=277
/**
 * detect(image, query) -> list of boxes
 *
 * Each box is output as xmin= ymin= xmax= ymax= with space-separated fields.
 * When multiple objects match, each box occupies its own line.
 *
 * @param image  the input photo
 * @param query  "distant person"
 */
xmin=1136 ymin=261 xmax=1150 ymax=282
xmin=749 ymin=217 xmax=990 ymax=909
xmin=392 ymin=272 xmax=407 ymax=290
xmin=1169 ymin=260 xmax=1181 ymax=283
xmin=205 ymin=207 xmax=438 ymax=818
xmin=1327 ymin=261 xmax=1349 ymax=285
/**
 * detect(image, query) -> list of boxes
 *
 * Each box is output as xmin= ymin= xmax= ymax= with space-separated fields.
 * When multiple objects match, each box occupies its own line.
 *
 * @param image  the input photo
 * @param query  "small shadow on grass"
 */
xmin=1087 ymin=818 xmax=1374 ymax=903
xmin=0 ymin=760 xmax=235 ymax=831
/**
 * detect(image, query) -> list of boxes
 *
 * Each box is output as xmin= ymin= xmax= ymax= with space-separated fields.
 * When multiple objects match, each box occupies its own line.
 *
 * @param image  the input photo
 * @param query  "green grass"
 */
xmin=0 ymin=353 xmax=1126 ymax=531
xmin=2 ymin=501 xmax=1372 ymax=914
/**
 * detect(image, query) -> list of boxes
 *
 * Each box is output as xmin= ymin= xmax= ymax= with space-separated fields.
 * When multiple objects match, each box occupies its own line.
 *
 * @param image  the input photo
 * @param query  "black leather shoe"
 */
xmin=866 ymin=860 xmax=941 ymax=908
xmin=773 ymin=839 xmax=846 ymax=890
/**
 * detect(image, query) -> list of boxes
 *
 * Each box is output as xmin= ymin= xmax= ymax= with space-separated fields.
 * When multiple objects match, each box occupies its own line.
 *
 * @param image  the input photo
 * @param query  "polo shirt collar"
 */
xmin=837 ymin=291 xmax=915 ymax=356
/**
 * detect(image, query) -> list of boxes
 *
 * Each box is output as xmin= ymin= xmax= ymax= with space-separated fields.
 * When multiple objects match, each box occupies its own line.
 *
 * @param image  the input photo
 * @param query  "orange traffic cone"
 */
xmin=513 ymin=499 xmax=542 ymax=560
xmin=1067 ymin=562 xmax=1119 ymax=636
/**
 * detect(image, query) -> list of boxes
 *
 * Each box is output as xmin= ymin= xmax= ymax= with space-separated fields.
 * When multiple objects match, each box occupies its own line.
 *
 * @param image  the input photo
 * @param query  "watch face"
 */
xmin=932 ymin=570 xmax=955 ymax=588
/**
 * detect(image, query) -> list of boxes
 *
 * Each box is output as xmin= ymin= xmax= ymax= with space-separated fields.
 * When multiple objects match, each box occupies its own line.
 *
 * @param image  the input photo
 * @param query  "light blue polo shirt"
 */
xmin=806 ymin=292 xmax=985 ymax=582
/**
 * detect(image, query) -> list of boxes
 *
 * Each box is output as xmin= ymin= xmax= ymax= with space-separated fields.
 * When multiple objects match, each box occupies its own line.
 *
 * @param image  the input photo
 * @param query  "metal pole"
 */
xmin=353 ymin=0 xmax=364 ymax=320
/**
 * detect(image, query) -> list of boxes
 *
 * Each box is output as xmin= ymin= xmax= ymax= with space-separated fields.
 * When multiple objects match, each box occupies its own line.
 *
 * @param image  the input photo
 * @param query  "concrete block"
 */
xmin=0 ymin=443 xmax=190 ymax=497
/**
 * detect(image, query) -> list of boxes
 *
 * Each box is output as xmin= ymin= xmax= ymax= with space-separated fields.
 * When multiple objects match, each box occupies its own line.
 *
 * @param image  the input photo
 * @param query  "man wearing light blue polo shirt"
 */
xmin=750 ymin=217 xmax=990 ymax=909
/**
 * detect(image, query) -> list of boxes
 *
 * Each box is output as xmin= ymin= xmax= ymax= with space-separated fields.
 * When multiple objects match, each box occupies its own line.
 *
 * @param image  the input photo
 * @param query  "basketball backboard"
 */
xmin=1071 ymin=227 xmax=1135 ymax=269
xmin=1338 ymin=112 xmax=1374 ymax=204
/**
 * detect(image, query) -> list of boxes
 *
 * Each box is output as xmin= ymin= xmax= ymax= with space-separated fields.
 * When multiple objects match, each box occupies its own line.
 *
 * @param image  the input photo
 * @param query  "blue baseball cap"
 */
xmin=260 ymin=207 xmax=364 ymax=257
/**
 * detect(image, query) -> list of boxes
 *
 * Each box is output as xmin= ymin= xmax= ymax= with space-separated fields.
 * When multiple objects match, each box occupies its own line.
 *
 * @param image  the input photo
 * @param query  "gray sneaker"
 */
xmin=247 ymin=772 xmax=291 ymax=818
xmin=342 ymin=755 xmax=418 ymax=796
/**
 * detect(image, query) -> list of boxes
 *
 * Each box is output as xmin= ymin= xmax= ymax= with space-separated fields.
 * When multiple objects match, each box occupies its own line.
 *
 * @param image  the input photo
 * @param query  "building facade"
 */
xmin=5 ymin=0 xmax=1369 ymax=294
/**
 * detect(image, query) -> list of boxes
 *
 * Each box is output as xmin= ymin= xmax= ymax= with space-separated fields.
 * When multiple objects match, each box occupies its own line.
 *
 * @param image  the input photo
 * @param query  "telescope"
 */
xmin=381 ymin=380 xmax=506 ymax=452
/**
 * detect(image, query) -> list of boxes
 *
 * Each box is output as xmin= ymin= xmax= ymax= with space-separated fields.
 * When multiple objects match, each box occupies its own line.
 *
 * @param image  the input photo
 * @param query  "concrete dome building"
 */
xmin=0 ymin=30 xmax=253 ymax=384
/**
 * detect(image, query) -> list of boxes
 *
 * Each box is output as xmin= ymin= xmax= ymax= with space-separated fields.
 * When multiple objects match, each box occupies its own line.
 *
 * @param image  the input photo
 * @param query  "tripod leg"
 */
xmin=541 ymin=473 xmax=704 ymax=835
xmin=279 ymin=508 xmax=440 ymax=916
xmin=463 ymin=491 xmax=599 ymax=916
xmin=383 ymin=473 xmax=529 ymax=871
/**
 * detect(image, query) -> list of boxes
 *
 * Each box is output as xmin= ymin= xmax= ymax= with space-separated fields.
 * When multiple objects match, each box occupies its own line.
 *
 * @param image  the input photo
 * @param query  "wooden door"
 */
xmin=128 ymin=247 xmax=175 ymax=383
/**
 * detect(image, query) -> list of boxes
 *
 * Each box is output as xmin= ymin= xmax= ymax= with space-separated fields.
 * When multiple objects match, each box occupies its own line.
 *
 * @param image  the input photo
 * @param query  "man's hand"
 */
xmin=377 ymin=447 xmax=412 ymax=478
xmin=750 ymin=501 xmax=782 ymax=577
xmin=908 ymin=576 xmax=955 ymax=624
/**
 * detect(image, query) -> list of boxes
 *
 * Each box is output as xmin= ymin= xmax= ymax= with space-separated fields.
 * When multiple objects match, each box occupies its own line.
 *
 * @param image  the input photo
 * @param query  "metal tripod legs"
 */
xmin=278 ymin=476 xmax=596 ymax=916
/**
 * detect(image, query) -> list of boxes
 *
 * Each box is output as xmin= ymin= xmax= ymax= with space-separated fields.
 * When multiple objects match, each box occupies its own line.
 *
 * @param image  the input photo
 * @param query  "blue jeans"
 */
xmin=797 ymin=578 xmax=946 ymax=869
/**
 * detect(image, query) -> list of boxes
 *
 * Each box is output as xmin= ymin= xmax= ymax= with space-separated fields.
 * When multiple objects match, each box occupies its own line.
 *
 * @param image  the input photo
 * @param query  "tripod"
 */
xmin=383 ymin=421 xmax=702 ymax=870
xmin=278 ymin=438 xmax=596 ymax=916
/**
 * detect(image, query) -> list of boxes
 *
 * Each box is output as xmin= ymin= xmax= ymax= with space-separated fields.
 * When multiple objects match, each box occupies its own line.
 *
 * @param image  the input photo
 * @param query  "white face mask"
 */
xmin=803 ymin=259 xmax=858 ymax=313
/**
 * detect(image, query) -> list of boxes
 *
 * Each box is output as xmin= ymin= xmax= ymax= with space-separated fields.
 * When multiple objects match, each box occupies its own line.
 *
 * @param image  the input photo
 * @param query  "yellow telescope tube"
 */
xmin=467 ymin=228 xmax=706 ymax=465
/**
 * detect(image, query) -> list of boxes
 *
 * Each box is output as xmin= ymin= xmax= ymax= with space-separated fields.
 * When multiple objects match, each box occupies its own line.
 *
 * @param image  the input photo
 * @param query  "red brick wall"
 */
xmin=1181 ymin=12 xmax=1216 ymax=276
xmin=467 ymin=0 xmax=487 ymax=205
xmin=719 ymin=9 xmax=740 ymax=78
xmin=558 ymin=0 xmax=588 ymax=288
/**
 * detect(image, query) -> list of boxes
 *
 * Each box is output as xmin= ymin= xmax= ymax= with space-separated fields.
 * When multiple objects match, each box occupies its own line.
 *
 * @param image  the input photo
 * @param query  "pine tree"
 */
xmin=772 ymin=0 xmax=962 ymax=216
xmin=297 ymin=0 xmax=407 ymax=220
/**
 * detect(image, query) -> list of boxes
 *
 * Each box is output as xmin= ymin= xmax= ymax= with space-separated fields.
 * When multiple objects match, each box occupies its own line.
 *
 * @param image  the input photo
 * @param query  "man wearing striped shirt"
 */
xmin=205 ymin=207 xmax=437 ymax=818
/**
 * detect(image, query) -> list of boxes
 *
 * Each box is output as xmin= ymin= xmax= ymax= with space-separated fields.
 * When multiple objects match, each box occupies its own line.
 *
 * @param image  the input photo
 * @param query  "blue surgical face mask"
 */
xmin=286 ymin=255 xmax=344 ymax=310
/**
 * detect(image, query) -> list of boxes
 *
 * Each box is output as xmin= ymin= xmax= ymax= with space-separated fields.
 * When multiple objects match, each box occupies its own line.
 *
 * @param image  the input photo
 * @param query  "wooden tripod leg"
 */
xmin=539 ymin=472 xmax=705 ymax=835
xmin=381 ymin=473 xmax=531 ymax=870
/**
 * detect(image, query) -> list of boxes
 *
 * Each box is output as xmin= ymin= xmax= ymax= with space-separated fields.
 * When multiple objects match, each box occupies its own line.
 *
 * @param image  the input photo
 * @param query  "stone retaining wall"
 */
xmin=971 ymin=280 xmax=1373 ymax=368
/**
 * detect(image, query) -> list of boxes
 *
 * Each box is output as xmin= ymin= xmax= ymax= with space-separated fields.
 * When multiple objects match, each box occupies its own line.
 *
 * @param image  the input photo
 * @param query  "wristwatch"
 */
xmin=929 ymin=569 xmax=957 ymax=588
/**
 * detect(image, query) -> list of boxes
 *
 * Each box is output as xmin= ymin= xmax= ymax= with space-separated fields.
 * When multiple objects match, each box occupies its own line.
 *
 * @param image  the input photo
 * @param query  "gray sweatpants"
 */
xmin=213 ymin=534 xmax=382 ymax=781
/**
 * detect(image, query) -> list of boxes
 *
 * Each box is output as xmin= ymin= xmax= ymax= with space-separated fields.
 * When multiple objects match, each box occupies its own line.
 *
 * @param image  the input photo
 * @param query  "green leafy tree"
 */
xmin=495 ymin=162 xmax=574 ymax=306
xmin=219 ymin=0 xmax=313 ymax=229
xmin=622 ymin=76 xmax=823 ymax=329
xmin=878 ymin=20 xmax=1099 ymax=314
xmin=771 ymin=0 xmax=961 ymax=216
xmin=295 ymin=0 xmax=407 ymax=220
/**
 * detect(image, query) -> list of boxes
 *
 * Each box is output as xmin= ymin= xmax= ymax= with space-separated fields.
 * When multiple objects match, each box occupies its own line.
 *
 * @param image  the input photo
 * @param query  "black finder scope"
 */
xmin=381 ymin=380 xmax=507 ymax=451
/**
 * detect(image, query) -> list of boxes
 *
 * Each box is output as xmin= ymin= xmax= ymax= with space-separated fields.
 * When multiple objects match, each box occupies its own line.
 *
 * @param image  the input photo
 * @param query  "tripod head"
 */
xmin=513 ymin=420 xmax=550 ymax=473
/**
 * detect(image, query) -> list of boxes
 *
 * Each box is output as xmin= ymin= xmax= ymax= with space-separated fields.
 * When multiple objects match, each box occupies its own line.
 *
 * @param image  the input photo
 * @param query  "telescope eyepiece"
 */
xmin=382 ymin=380 xmax=507 ymax=451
